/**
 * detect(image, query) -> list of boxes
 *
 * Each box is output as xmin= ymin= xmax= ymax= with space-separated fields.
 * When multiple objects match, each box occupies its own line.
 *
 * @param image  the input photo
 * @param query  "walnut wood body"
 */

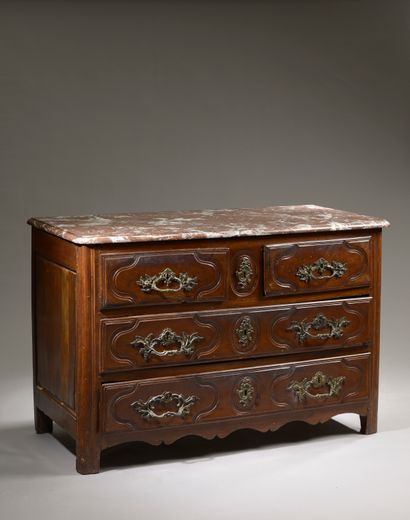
xmin=102 ymin=353 xmax=370 ymax=435
xmin=100 ymin=297 xmax=371 ymax=372
xmin=31 ymin=227 xmax=383 ymax=474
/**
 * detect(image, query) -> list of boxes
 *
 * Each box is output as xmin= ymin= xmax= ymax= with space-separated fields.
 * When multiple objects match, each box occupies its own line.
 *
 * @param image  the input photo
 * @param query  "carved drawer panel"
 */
xmin=264 ymin=236 xmax=371 ymax=297
xmin=269 ymin=297 xmax=371 ymax=354
xmin=100 ymin=297 xmax=371 ymax=372
xmin=101 ymin=353 xmax=370 ymax=433
xmin=98 ymin=248 xmax=228 ymax=309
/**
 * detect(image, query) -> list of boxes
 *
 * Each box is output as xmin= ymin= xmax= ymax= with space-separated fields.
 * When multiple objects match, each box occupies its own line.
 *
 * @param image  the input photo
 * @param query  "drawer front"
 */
xmin=101 ymin=353 xmax=370 ymax=433
xmin=99 ymin=248 xmax=228 ymax=309
xmin=100 ymin=298 xmax=371 ymax=372
xmin=264 ymin=236 xmax=371 ymax=297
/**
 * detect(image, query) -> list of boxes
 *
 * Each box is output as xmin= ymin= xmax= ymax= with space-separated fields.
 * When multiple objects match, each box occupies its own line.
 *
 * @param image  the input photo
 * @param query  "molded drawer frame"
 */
xmin=98 ymin=248 xmax=229 ymax=309
xmin=264 ymin=236 xmax=372 ymax=297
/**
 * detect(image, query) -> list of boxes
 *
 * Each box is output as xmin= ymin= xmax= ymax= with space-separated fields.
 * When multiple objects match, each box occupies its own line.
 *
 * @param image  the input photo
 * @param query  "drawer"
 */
xmin=98 ymin=248 xmax=228 ymax=309
xmin=100 ymin=297 xmax=371 ymax=372
xmin=264 ymin=236 xmax=371 ymax=297
xmin=101 ymin=353 xmax=370 ymax=433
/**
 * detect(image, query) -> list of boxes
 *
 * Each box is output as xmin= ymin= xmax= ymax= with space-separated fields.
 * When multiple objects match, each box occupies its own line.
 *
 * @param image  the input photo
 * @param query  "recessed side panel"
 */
xmin=35 ymin=256 xmax=76 ymax=410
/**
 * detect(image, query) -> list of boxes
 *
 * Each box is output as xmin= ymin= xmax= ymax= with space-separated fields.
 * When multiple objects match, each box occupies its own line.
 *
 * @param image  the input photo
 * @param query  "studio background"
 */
xmin=1 ymin=1 xmax=409 ymax=519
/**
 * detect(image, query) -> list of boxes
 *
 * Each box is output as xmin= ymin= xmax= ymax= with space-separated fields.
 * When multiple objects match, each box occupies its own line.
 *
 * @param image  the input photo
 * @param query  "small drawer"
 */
xmin=264 ymin=236 xmax=371 ymax=297
xmin=98 ymin=248 xmax=228 ymax=309
xmin=101 ymin=353 xmax=370 ymax=433
xmin=99 ymin=297 xmax=371 ymax=372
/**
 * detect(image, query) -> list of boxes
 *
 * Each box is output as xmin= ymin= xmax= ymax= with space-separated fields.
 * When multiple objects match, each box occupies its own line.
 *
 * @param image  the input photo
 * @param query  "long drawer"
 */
xmin=99 ymin=297 xmax=371 ymax=372
xmin=101 ymin=353 xmax=370 ymax=433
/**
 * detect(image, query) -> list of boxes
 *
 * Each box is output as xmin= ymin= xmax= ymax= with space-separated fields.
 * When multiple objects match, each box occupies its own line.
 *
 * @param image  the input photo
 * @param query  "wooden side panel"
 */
xmin=35 ymin=256 xmax=76 ymax=410
xmin=34 ymin=228 xmax=77 ymax=270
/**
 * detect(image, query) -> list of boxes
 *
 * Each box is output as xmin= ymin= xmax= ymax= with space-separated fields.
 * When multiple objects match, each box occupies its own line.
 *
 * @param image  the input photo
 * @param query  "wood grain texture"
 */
xmin=361 ymin=229 xmax=382 ymax=434
xmin=35 ymin=256 xmax=76 ymax=410
xmin=33 ymin=227 xmax=77 ymax=270
xmin=99 ymin=248 xmax=228 ymax=309
xmin=101 ymin=353 xmax=369 ymax=435
xmin=29 ymin=220 xmax=386 ymax=474
xmin=31 ymin=229 xmax=79 ymax=438
xmin=75 ymin=246 xmax=101 ymax=474
xmin=94 ymin=230 xmax=374 ymax=318
xmin=102 ymin=401 xmax=369 ymax=449
xmin=99 ymin=297 xmax=371 ymax=372
xmin=35 ymin=385 xmax=76 ymax=437
xmin=264 ymin=236 xmax=371 ymax=296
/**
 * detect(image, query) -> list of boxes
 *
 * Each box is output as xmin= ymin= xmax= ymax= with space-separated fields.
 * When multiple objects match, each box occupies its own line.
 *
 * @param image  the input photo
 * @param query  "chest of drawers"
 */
xmin=28 ymin=205 xmax=389 ymax=474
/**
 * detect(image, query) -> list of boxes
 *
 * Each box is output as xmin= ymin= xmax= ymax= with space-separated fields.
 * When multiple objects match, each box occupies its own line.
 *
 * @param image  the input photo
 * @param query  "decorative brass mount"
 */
xmin=132 ymin=391 xmax=199 ymax=419
xmin=288 ymin=314 xmax=350 ymax=343
xmin=236 ymin=256 xmax=253 ymax=289
xmin=137 ymin=267 xmax=197 ymax=293
xmin=288 ymin=371 xmax=346 ymax=401
xmin=296 ymin=258 xmax=347 ymax=282
xmin=235 ymin=316 xmax=255 ymax=347
xmin=236 ymin=377 xmax=255 ymax=408
xmin=131 ymin=328 xmax=203 ymax=360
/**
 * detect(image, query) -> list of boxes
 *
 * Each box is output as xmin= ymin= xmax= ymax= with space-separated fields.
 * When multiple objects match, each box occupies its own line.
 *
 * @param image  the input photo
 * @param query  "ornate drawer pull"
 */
xmin=130 ymin=328 xmax=203 ymax=360
xmin=137 ymin=267 xmax=198 ymax=293
xmin=288 ymin=371 xmax=346 ymax=401
xmin=131 ymin=391 xmax=199 ymax=420
xmin=296 ymin=257 xmax=347 ymax=282
xmin=288 ymin=314 xmax=350 ymax=343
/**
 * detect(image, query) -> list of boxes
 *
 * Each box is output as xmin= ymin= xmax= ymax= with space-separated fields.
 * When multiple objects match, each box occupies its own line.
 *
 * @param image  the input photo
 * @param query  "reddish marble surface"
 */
xmin=28 ymin=205 xmax=389 ymax=244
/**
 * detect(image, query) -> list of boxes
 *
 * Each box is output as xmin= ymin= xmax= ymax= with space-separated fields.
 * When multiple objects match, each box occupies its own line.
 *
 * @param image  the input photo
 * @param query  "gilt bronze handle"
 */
xmin=296 ymin=257 xmax=347 ymax=282
xmin=288 ymin=314 xmax=350 ymax=343
xmin=131 ymin=391 xmax=199 ymax=420
xmin=137 ymin=267 xmax=197 ymax=293
xmin=288 ymin=371 xmax=346 ymax=401
xmin=130 ymin=328 xmax=203 ymax=360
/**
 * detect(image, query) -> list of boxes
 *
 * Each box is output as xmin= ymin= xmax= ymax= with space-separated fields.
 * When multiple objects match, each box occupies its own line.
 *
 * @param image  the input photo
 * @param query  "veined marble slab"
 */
xmin=28 ymin=205 xmax=390 ymax=244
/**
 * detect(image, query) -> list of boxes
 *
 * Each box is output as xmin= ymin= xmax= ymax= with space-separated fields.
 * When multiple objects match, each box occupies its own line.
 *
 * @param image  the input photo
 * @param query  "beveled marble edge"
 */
xmin=27 ymin=204 xmax=390 ymax=245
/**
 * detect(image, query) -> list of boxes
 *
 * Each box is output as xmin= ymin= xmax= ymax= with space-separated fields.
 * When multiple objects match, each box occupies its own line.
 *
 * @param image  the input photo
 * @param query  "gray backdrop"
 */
xmin=0 ymin=0 xmax=409 ymax=518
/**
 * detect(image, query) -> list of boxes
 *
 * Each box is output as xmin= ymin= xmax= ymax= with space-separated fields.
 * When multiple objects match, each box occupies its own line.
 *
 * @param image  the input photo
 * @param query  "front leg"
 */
xmin=76 ymin=441 xmax=101 ymax=475
xmin=360 ymin=412 xmax=377 ymax=435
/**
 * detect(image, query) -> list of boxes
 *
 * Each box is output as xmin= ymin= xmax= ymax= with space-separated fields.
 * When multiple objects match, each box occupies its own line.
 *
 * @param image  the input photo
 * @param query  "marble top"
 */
xmin=28 ymin=205 xmax=389 ymax=245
